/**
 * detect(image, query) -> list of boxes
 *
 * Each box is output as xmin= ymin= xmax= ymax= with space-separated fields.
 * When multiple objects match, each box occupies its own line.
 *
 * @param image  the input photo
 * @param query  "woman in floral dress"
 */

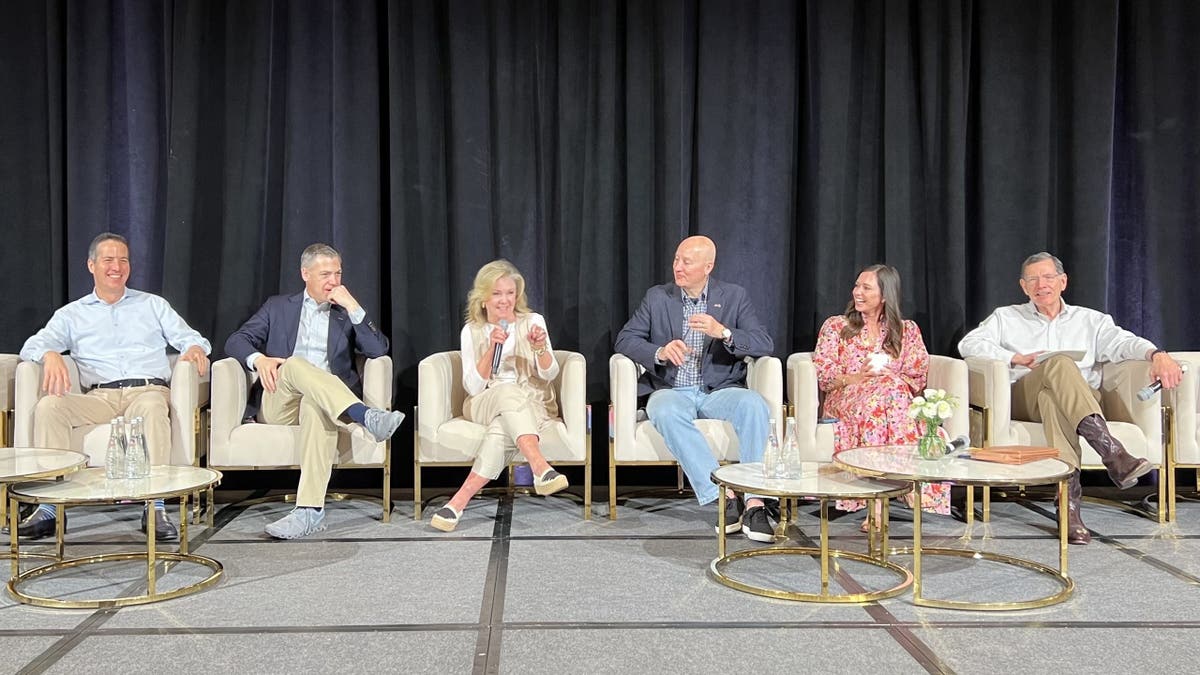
xmin=813 ymin=264 xmax=950 ymax=524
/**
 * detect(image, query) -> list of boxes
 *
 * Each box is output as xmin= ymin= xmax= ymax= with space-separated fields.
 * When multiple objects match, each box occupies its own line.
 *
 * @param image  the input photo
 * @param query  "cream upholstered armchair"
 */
xmin=966 ymin=356 xmax=1166 ymax=522
xmin=0 ymin=354 xmax=19 ymax=446
xmin=1164 ymin=352 xmax=1200 ymax=522
xmin=14 ymin=354 xmax=209 ymax=466
xmin=608 ymin=353 xmax=782 ymax=519
xmin=786 ymin=353 xmax=970 ymax=462
xmin=208 ymin=355 xmax=394 ymax=521
xmin=415 ymin=350 xmax=591 ymax=518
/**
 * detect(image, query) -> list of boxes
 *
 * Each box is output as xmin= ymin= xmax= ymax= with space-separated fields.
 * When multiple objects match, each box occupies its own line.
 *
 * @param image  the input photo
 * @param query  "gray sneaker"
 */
xmin=265 ymin=508 xmax=326 ymax=539
xmin=362 ymin=408 xmax=405 ymax=442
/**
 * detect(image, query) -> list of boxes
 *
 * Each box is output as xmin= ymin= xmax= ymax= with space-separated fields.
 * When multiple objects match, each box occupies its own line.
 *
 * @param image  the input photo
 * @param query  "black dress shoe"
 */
xmin=140 ymin=508 xmax=179 ymax=542
xmin=16 ymin=508 xmax=61 ymax=540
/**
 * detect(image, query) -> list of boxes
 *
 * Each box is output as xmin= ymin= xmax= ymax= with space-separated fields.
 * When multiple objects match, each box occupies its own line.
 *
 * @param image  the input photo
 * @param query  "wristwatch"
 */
xmin=721 ymin=327 xmax=732 ymax=342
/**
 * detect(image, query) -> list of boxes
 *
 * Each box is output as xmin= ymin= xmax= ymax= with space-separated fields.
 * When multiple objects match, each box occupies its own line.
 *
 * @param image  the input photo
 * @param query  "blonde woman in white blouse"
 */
xmin=430 ymin=259 xmax=569 ymax=532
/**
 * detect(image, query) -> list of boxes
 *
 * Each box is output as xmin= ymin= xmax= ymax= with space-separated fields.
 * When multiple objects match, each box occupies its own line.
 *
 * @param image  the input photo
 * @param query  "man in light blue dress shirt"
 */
xmin=14 ymin=233 xmax=211 ymax=540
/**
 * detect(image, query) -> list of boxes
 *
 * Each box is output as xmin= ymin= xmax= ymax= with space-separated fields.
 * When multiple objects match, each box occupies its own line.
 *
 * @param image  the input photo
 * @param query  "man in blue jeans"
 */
xmin=615 ymin=236 xmax=775 ymax=541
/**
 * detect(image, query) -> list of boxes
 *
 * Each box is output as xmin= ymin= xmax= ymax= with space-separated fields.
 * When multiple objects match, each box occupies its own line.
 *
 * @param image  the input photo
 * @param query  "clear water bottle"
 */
xmin=762 ymin=419 xmax=782 ymax=479
xmin=126 ymin=416 xmax=150 ymax=479
xmin=782 ymin=416 xmax=802 ymax=478
xmin=105 ymin=417 xmax=127 ymax=479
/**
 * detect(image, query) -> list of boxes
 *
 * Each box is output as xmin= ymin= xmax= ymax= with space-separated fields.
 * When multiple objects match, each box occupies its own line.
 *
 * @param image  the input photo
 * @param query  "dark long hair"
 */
xmin=839 ymin=264 xmax=905 ymax=358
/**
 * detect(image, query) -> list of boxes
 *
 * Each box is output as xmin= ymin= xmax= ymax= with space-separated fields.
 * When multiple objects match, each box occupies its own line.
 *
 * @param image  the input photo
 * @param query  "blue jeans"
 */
xmin=646 ymin=385 xmax=770 ymax=505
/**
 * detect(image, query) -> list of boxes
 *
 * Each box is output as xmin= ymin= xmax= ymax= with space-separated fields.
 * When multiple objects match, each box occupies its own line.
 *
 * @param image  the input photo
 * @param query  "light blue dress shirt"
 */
xmin=20 ymin=288 xmax=212 ymax=389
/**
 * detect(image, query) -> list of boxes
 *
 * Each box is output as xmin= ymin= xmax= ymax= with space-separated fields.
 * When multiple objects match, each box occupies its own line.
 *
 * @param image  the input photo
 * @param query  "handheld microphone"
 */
xmin=1136 ymin=364 xmax=1188 ymax=402
xmin=945 ymin=434 xmax=971 ymax=453
xmin=490 ymin=319 xmax=510 ymax=376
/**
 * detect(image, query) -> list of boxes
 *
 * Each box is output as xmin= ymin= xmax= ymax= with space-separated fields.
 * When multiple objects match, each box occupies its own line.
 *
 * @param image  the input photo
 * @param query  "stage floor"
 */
xmin=4 ymin=487 xmax=1200 ymax=673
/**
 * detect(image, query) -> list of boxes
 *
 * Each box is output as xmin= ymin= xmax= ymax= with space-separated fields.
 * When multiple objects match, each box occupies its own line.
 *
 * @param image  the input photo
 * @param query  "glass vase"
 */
xmin=916 ymin=422 xmax=944 ymax=460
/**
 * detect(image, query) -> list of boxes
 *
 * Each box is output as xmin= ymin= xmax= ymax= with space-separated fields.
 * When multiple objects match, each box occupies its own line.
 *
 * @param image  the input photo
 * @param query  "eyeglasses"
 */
xmin=1022 ymin=273 xmax=1062 ymax=284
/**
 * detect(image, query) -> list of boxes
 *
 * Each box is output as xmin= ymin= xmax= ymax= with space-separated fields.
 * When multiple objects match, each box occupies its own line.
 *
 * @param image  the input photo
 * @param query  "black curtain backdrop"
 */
xmin=2 ymin=1 xmax=1198 ymax=486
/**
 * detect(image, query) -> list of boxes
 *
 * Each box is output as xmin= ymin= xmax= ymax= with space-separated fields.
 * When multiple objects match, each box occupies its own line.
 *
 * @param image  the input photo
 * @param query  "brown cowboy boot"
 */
xmin=1058 ymin=469 xmax=1090 ymax=545
xmin=1076 ymin=414 xmax=1152 ymax=489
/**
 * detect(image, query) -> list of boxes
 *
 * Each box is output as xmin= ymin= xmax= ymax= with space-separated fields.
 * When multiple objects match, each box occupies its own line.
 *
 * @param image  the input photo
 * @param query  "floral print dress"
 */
xmin=813 ymin=315 xmax=950 ymax=514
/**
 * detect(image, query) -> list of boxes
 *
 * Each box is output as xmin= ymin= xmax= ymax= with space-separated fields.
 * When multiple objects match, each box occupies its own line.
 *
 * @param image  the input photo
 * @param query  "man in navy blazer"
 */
xmin=226 ymin=243 xmax=404 ymax=539
xmin=615 ymin=236 xmax=776 ymax=542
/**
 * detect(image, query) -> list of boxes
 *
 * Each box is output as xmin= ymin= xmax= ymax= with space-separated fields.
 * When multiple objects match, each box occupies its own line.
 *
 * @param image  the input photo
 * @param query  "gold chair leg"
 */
xmin=583 ymin=432 xmax=593 ymax=521
xmin=608 ymin=440 xmax=618 ymax=521
xmin=382 ymin=443 xmax=392 ymax=524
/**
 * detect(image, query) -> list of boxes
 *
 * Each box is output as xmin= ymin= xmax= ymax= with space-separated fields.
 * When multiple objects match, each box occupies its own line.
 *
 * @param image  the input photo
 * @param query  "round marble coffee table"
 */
xmin=835 ymin=444 xmax=1074 ymax=610
xmin=709 ymin=462 xmax=913 ymax=603
xmin=7 ymin=465 xmax=223 ymax=608
xmin=3 ymin=447 xmax=89 ymax=576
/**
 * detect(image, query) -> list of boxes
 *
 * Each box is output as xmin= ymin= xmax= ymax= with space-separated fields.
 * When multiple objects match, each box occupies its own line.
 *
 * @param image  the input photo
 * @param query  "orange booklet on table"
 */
xmin=969 ymin=445 xmax=1060 ymax=464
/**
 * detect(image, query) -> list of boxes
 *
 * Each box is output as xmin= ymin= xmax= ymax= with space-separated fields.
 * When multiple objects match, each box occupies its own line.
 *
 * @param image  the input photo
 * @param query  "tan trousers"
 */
xmin=259 ymin=357 xmax=360 ymax=508
xmin=34 ymin=385 xmax=171 ymax=464
xmin=1011 ymin=354 xmax=1103 ymax=468
xmin=463 ymin=383 xmax=542 ymax=480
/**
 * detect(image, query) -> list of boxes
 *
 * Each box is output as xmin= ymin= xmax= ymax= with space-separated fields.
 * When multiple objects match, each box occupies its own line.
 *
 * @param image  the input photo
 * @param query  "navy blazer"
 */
xmin=614 ymin=278 xmax=773 ymax=397
xmin=225 ymin=292 xmax=390 ymax=418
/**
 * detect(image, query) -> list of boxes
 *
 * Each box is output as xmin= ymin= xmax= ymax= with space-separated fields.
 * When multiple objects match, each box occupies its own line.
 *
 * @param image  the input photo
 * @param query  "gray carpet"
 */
xmin=2 ymin=488 xmax=1199 ymax=674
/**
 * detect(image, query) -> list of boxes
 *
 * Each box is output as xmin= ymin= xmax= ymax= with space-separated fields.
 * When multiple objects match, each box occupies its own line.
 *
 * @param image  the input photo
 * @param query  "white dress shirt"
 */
xmin=958 ymin=299 xmax=1156 ymax=387
xmin=460 ymin=313 xmax=559 ymax=397
xmin=20 ymin=288 xmax=212 ymax=389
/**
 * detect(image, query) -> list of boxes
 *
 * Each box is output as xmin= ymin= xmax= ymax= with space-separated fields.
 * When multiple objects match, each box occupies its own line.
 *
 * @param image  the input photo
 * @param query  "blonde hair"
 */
xmin=464 ymin=259 xmax=532 ymax=325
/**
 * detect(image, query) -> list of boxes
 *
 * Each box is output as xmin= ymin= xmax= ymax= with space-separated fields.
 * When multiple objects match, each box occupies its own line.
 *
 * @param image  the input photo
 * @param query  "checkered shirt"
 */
xmin=675 ymin=285 xmax=708 ymax=387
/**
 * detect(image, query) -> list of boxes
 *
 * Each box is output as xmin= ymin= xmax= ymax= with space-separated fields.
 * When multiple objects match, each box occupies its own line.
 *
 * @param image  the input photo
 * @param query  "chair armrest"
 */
xmin=928 ymin=356 xmax=969 ymax=439
xmin=1167 ymin=352 xmax=1200 ymax=458
xmin=785 ymin=352 xmax=821 ymax=452
xmin=609 ymin=354 xmax=640 ymax=452
xmin=1100 ymin=360 xmax=1162 ymax=443
xmin=747 ymin=355 xmax=783 ymax=438
xmin=964 ymin=357 xmax=1012 ymax=446
xmin=0 ymin=354 xmax=20 ymax=411
xmin=417 ymin=352 xmax=457 ymax=440
xmin=362 ymin=356 xmax=393 ymax=410
xmin=556 ymin=351 xmax=587 ymax=439
xmin=169 ymin=358 xmax=210 ymax=416
xmin=210 ymin=358 xmax=249 ymax=449
xmin=13 ymin=360 xmax=43 ymax=447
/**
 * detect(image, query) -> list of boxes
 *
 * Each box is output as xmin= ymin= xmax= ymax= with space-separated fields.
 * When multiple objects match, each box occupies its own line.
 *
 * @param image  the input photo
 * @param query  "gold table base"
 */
xmin=711 ymin=494 xmax=913 ymax=603
xmin=710 ymin=546 xmax=913 ymax=603
xmin=8 ymin=551 xmax=223 ymax=609
xmin=905 ymin=480 xmax=1073 ymax=611
xmin=887 ymin=546 xmax=1074 ymax=611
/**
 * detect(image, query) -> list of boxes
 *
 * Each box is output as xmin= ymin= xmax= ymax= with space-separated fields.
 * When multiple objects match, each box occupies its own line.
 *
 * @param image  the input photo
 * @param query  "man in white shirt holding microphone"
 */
xmin=959 ymin=251 xmax=1183 ymax=545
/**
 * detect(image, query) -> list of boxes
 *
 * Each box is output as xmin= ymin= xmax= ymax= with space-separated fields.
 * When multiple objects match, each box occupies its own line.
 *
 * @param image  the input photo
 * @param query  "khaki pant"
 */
xmin=259 ymin=357 xmax=360 ymax=507
xmin=1010 ymin=354 xmax=1103 ymax=468
xmin=34 ymin=385 xmax=171 ymax=464
xmin=463 ymin=383 xmax=542 ymax=480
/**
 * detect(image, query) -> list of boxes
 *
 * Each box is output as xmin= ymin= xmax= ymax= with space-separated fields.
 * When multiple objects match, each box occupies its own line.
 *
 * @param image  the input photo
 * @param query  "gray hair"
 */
xmin=1020 ymin=252 xmax=1065 ymax=277
xmin=300 ymin=243 xmax=340 ymax=269
xmin=88 ymin=232 xmax=129 ymax=260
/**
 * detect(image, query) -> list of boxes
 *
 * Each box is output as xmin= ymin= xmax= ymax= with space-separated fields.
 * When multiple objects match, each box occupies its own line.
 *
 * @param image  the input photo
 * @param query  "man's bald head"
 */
xmin=672 ymin=236 xmax=716 ymax=297
xmin=678 ymin=235 xmax=716 ymax=263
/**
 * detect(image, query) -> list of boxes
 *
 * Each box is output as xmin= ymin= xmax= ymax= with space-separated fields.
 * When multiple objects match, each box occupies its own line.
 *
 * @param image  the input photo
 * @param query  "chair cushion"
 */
xmin=213 ymin=423 xmax=387 ymax=467
xmin=421 ymin=417 xmax=583 ymax=463
xmin=612 ymin=418 xmax=740 ymax=463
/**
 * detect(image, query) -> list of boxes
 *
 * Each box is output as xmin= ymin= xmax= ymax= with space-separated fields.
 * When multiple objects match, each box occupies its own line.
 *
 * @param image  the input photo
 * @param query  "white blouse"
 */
xmin=460 ymin=313 xmax=560 ymax=396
